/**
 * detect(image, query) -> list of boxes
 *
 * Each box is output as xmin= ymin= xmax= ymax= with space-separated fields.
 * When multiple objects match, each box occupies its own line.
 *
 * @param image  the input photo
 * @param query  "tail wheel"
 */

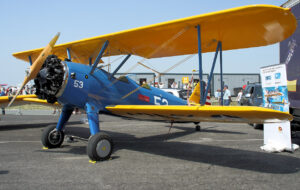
xmin=87 ymin=132 xmax=113 ymax=161
xmin=194 ymin=122 xmax=201 ymax=131
xmin=41 ymin=125 xmax=65 ymax=148
xmin=253 ymin=123 xmax=263 ymax=130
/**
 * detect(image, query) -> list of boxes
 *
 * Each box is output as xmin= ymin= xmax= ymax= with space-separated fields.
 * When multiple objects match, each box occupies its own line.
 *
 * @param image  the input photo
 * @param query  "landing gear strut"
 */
xmin=41 ymin=103 xmax=115 ymax=161
xmin=41 ymin=106 xmax=73 ymax=149
xmin=85 ymin=103 xmax=114 ymax=161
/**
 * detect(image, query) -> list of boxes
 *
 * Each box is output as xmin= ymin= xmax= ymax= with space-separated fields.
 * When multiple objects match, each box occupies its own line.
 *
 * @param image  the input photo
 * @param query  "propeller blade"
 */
xmin=7 ymin=32 xmax=60 ymax=107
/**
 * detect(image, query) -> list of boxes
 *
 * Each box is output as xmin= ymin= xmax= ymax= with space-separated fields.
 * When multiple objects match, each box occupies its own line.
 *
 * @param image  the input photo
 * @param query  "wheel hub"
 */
xmin=96 ymin=139 xmax=111 ymax=158
xmin=48 ymin=130 xmax=62 ymax=146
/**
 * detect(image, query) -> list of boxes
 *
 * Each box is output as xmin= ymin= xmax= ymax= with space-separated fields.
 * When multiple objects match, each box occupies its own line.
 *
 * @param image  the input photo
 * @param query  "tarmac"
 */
xmin=1 ymin=110 xmax=300 ymax=189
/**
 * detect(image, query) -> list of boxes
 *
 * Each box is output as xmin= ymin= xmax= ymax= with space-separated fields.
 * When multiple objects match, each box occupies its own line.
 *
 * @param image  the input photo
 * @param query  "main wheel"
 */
xmin=41 ymin=125 xmax=65 ymax=148
xmin=87 ymin=132 xmax=113 ymax=161
xmin=195 ymin=125 xmax=201 ymax=131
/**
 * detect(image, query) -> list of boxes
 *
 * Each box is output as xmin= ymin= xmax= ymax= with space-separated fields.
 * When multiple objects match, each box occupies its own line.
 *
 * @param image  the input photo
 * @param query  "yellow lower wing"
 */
xmin=0 ymin=95 xmax=59 ymax=107
xmin=106 ymin=105 xmax=292 ymax=124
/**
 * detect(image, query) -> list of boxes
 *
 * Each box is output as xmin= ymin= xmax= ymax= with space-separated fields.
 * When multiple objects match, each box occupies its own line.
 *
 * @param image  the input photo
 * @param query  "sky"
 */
xmin=0 ymin=0 xmax=288 ymax=86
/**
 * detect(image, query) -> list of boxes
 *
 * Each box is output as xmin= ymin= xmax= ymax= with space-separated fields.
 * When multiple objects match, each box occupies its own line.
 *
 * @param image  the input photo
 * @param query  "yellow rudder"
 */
xmin=189 ymin=82 xmax=201 ymax=104
xmin=188 ymin=82 xmax=211 ymax=105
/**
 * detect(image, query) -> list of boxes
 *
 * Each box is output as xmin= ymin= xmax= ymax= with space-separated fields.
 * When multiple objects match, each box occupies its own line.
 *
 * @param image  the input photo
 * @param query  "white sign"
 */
xmin=260 ymin=64 xmax=293 ymax=152
xmin=260 ymin=64 xmax=289 ymax=112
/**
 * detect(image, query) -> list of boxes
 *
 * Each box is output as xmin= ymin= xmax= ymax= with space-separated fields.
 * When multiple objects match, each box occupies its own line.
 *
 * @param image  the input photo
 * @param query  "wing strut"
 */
xmin=220 ymin=42 xmax=224 ymax=105
xmin=196 ymin=25 xmax=224 ymax=105
xmin=89 ymin=57 xmax=92 ymax=66
xmin=203 ymin=41 xmax=222 ymax=105
xmin=66 ymin=48 xmax=71 ymax=61
xmin=110 ymin=54 xmax=131 ymax=79
xmin=28 ymin=55 xmax=32 ymax=65
xmin=90 ymin=40 xmax=109 ymax=74
xmin=196 ymin=25 xmax=205 ymax=105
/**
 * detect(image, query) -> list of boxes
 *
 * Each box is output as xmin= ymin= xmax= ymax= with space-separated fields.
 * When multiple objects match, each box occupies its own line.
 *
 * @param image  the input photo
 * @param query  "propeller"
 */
xmin=7 ymin=32 xmax=60 ymax=107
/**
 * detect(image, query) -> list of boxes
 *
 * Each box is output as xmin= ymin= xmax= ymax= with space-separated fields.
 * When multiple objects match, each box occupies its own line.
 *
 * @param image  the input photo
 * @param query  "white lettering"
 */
xmin=154 ymin=96 xmax=168 ymax=105
xmin=74 ymin=80 xmax=83 ymax=88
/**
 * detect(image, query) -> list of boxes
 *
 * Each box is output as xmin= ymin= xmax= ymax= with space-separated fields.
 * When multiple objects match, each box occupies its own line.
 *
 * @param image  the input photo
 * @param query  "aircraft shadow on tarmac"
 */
xmin=0 ymin=121 xmax=82 ymax=131
xmin=167 ymin=125 xmax=247 ymax=135
xmin=41 ymin=125 xmax=300 ymax=174
xmin=0 ymin=170 xmax=9 ymax=175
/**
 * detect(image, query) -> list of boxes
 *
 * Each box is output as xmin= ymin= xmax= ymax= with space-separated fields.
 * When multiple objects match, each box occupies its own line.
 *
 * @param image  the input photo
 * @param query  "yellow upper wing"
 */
xmin=13 ymin=5 xmax=296 ymax=64
xmin=106 ymin=105 xmax=293 ymax=124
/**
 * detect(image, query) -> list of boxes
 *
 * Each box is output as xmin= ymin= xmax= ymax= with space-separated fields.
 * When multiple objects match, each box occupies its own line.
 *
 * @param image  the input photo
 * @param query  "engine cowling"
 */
xmin=34 ymin=55 xmax=65 ymax=103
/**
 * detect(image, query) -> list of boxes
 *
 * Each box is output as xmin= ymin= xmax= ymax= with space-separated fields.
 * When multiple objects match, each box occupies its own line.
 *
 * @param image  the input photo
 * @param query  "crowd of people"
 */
xmin=0 ymin=85 xmax=35 ymax=96
xmin=0 ymin=85 xmax=36 ymax=115
xmin=0 ymin=84 xmax=82 ymax=116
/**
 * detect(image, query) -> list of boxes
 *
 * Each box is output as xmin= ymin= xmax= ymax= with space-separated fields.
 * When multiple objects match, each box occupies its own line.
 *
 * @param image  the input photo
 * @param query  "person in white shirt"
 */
xmin=223 ymin=85 xmax=231 ymax=106
xmin=237 ymin=89 xmax=243 ymax=105
xmin=158 ymin=82 xmax=164 ymax=89
xmin=171 ymin=82 xmax=178 ymax=89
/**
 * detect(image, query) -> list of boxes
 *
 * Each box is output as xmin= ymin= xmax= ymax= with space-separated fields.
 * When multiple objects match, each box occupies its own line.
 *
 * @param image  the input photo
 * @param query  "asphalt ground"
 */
xmin=1 ymin=112 xmax=300 ymax=189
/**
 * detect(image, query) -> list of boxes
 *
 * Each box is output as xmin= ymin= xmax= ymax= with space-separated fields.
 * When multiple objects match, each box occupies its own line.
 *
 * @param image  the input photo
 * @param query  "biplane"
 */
xmin=2 ymin=5 xmax=296 ymax=161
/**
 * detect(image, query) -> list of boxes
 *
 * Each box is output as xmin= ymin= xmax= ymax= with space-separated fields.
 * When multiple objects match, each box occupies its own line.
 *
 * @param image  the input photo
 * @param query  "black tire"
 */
xmin=195 ymin=125 xmax=201 ymax=131
xmin=87 ymin=132 xmax=113 ymax=161
xmin=41 ymin=125 xmax=65 ymax=148
xmin=253 ymin=123 xmax=263 ymax=130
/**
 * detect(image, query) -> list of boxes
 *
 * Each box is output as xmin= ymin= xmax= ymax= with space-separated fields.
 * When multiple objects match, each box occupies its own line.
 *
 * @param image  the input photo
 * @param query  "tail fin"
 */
xmin=188 ymin=82 xmax=211 ymax=105
xmin=189 ymin=82 xmax=201 ymax=104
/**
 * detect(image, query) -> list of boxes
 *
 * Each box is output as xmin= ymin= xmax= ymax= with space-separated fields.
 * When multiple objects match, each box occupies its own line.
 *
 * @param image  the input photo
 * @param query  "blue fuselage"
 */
xmin=57 ymin=61 xmax=186 ymax=112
